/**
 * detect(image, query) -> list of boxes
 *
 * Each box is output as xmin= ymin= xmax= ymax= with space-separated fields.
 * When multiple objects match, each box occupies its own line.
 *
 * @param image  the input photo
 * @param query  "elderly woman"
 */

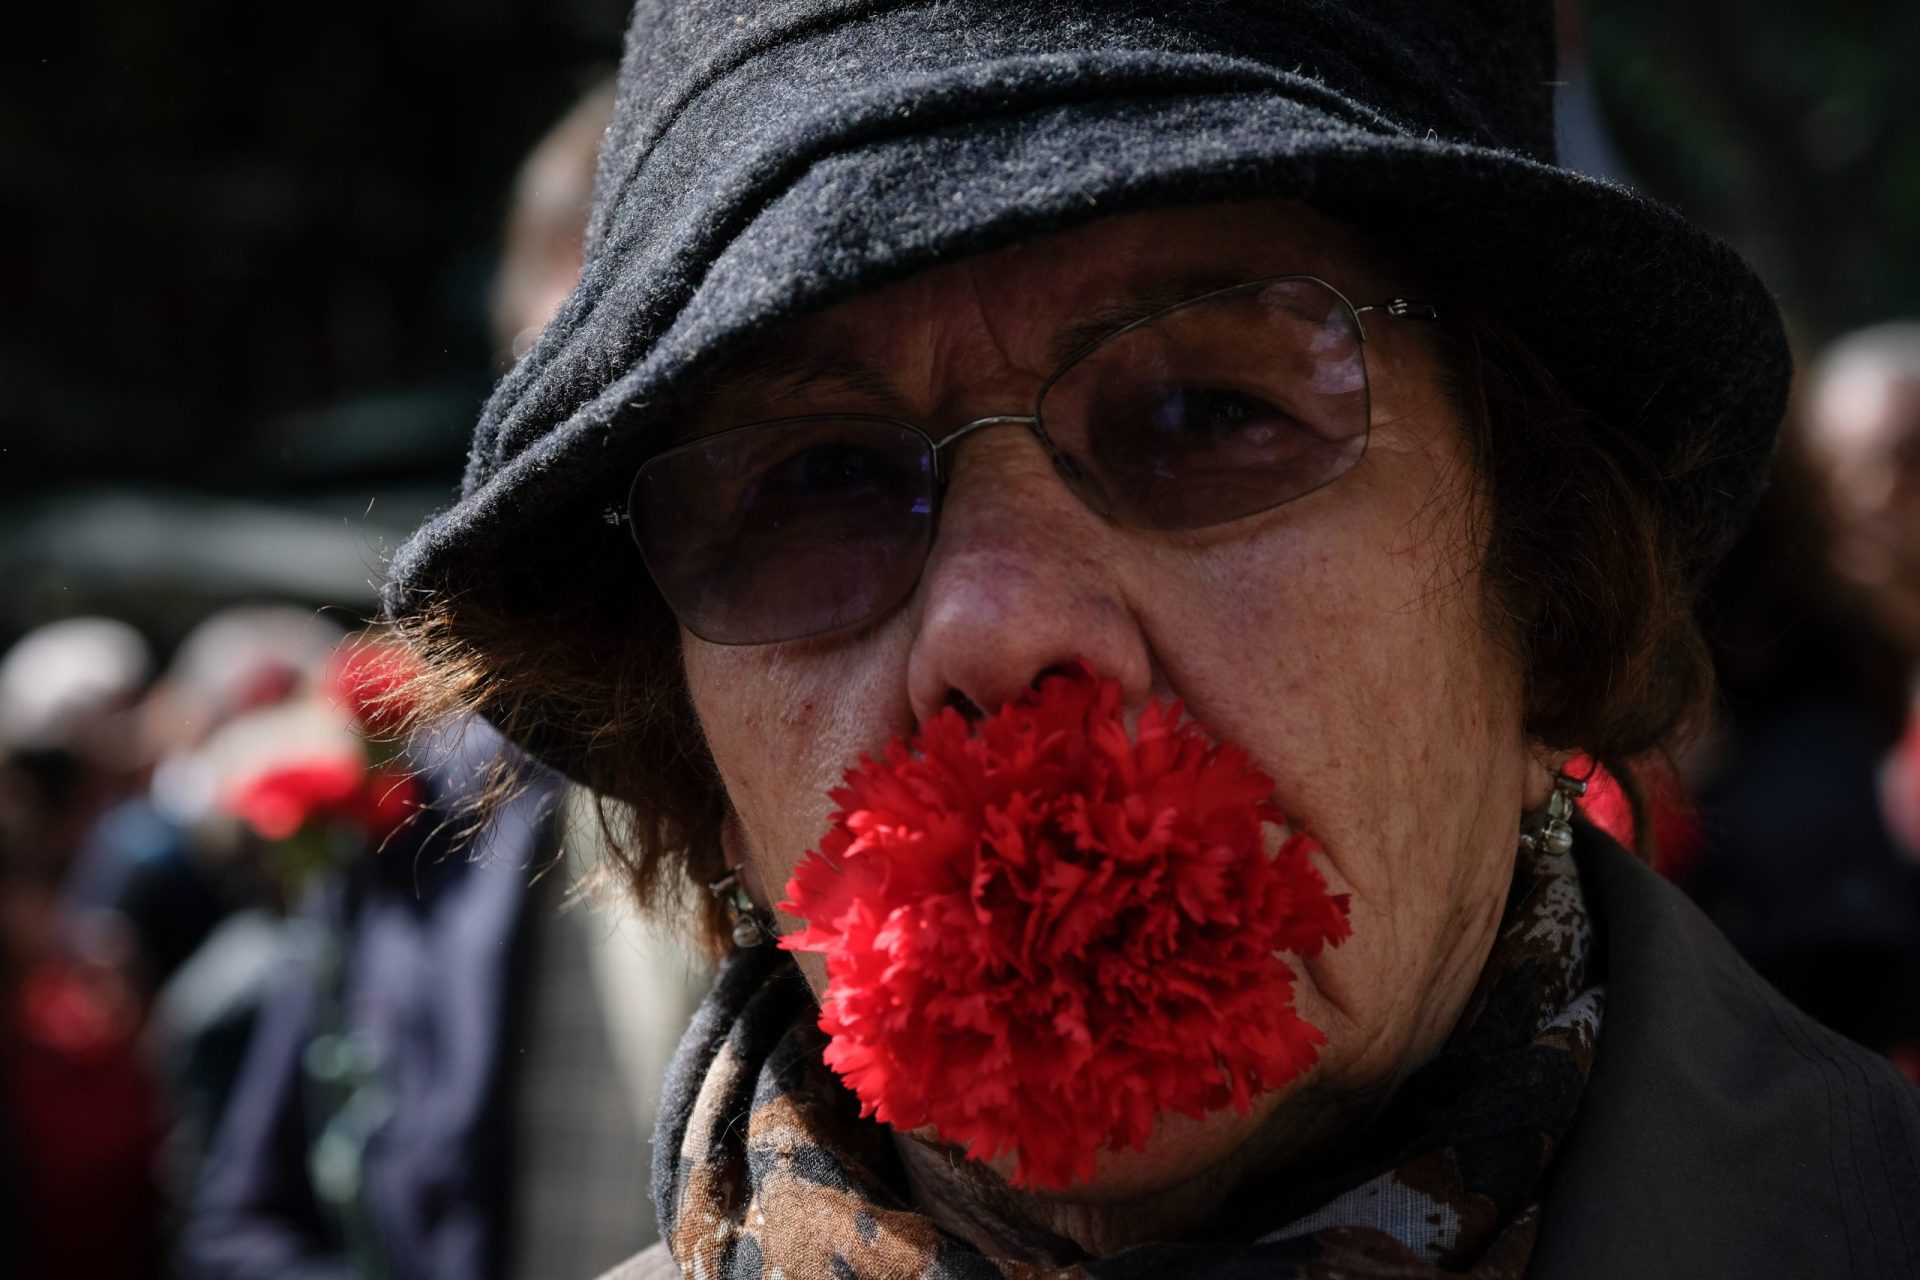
xmin=385 ymin=3 xmax=1920 ymax=1277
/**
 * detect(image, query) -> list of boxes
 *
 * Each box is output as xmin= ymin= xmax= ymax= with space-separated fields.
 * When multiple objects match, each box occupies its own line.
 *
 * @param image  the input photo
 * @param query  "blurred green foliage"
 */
xmin=1588 ymin=0 xmax=1920 ymax=342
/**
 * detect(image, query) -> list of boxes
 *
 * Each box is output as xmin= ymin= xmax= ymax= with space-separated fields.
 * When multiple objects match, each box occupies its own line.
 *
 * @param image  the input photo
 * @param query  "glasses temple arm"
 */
xmin=1353 ymin=299 xmax=1440 ymax=320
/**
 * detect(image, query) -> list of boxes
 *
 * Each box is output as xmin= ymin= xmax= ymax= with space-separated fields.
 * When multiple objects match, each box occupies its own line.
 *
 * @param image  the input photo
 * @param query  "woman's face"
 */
xmin=679 ymin=199 xmax=1552 ymax=1201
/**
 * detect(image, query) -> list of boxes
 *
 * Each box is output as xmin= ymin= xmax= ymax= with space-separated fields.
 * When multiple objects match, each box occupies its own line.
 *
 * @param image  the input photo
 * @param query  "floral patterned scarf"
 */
xmin=652 ymin=841 xmax=1603 ymax=1278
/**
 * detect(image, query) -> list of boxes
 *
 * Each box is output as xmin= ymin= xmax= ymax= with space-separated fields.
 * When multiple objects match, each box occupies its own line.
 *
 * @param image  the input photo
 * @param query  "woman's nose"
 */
xmin=904 ymin=430 xmax=1153 ymax=727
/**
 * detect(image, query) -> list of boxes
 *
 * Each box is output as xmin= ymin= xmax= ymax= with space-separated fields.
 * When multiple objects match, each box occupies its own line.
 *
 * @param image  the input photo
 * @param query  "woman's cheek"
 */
xmin=688 ymin=636 xmax=912 ymax=911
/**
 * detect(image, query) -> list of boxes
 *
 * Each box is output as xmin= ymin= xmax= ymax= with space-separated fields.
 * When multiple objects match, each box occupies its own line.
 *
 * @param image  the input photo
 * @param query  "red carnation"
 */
xmin=225 ymin=755 xmax=419 ymax=843
xmin=781 ymin=662 xmax=1350 ymax=1190
xmin=325 ymin=636 xmax=423 ymax=741
xmin=228 ymin=756 xmax=366 ymax=841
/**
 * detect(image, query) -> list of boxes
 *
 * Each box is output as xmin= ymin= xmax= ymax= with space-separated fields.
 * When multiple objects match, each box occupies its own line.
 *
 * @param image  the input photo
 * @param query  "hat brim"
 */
xmin=388 ymin=85 xmax=1787 ymax=630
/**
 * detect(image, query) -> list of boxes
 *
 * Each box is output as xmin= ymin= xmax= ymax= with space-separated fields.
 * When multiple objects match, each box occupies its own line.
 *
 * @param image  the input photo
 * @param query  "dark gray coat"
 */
xmin=1532 ymin=834 xmax=1919 ymax=1277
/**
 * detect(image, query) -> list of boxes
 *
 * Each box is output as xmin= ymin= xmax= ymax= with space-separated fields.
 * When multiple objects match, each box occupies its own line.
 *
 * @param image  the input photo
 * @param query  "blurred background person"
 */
xmin=490 ymin=82 xmax=617 ymax=370
xmin=134 ymin=608 xmax=355 ymax=1168
xmin=1804 ymin=324 xmax=1920 ymax=660
xmin=0 ymin=617 xmax=154 ymax=897
xmin=29 ymin=603 xmax=358 ymax=1218
xmin=180 ymin=654 xmax=563 ymax=1280
xmin=70 ymin=607 xmax=347 ymax=1010
xmin=0 ymin=618 xmax=167 ymax=1280
xmin=1682 ymin=324 xmax=1920 ymax=1079
xmin=182 ymin=83 xmax=706 ymax=1280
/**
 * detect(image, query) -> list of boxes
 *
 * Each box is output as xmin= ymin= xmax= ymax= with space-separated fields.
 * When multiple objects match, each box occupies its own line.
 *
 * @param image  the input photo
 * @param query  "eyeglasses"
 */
xmin=624 ymin=275 xmax=1438 ymax=645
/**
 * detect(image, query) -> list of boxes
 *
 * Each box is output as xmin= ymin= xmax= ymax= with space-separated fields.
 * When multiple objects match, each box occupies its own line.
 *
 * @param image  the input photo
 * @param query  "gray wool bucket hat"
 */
xmin=384 ymin=0 xmax=1789 ymax=644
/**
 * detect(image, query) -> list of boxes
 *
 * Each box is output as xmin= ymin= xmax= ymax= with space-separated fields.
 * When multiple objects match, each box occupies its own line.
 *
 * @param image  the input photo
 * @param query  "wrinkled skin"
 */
xmin=677 ymin=199 xmax=1559 ymax=1256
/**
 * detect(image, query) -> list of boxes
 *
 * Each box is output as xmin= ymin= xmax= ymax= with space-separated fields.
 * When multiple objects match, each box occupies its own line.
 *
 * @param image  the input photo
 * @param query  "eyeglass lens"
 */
xmin=629 ymin=416 xmax=938 ymax=644
xmin=630 ymin=277 xmax=1370 ymax=645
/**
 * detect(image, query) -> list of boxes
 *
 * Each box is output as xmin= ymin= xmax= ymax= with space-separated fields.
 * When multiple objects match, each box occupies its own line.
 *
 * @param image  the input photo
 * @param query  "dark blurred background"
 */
xmin=1584 ymin=0 xmax=1920 ymax=338
xmin=2 ymin=0 xmax=626 ymax=640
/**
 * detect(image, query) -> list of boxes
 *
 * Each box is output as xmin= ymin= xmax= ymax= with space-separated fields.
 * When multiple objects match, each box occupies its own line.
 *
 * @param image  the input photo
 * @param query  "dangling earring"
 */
xmin=709 ymin=865 xmax=770 ymax=948
xmin=1520 ymin=769 xmax=1587 ymax=856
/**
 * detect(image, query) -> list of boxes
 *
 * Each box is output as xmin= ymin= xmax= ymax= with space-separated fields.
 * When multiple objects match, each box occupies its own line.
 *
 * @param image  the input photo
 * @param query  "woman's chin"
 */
xmin=929 ymin=1080 xmax=1313 ymax=1206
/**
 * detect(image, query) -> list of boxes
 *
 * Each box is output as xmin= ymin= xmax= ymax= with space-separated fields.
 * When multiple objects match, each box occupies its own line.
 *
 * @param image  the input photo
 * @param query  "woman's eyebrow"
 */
xmin=1046 ymin=270 xmax=1264 ymax=366
xmin=722 ymin=347 xmax=902 ymax=404
xmin=719 ymin=267 xmax=1276 ymax=405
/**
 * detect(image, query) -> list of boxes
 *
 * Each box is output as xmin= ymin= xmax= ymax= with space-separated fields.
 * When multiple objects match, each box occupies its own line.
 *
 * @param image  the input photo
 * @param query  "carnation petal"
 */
xmin=780 ymin=664 xmax=1351 ymax=1191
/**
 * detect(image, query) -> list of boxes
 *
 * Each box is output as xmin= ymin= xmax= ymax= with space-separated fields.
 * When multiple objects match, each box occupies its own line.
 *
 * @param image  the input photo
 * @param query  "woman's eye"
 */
xmin=1149 ymin=388 xmax=1288 ymax=444
xmin=746 ymin=441 xmax=900 ymax=508
xmin=1125 ymin=387 xmax=1325 ymax=460
xmin=778 ymin=442 xmax=889 ymax=491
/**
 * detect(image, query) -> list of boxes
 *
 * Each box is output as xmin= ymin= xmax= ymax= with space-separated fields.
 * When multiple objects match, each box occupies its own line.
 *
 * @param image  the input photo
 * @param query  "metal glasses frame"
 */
xmin=610 ymin=274 xmax=1438 ymax=514
xmin=612 ymin=274 xmax=1440 ymax=642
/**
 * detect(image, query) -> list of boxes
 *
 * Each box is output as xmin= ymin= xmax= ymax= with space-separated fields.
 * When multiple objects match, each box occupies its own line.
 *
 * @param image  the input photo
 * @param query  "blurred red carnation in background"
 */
xmin=324 ymin=635 xmax=423 ymax=741
xmin=226 ymin=755 xmax=418 ymax=843
xmin=1570 ymin=754 xmax=1703 ymax=881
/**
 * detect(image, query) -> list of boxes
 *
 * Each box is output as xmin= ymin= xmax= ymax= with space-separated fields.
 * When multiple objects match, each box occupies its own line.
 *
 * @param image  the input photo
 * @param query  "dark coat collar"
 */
xmin=1535 ymin=829 xmax=1920 ymax=1277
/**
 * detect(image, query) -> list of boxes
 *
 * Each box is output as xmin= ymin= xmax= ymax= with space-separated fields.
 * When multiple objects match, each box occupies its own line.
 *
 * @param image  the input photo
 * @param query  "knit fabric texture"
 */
xmin=384 ymin=0 xmax=1789 ymax=701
